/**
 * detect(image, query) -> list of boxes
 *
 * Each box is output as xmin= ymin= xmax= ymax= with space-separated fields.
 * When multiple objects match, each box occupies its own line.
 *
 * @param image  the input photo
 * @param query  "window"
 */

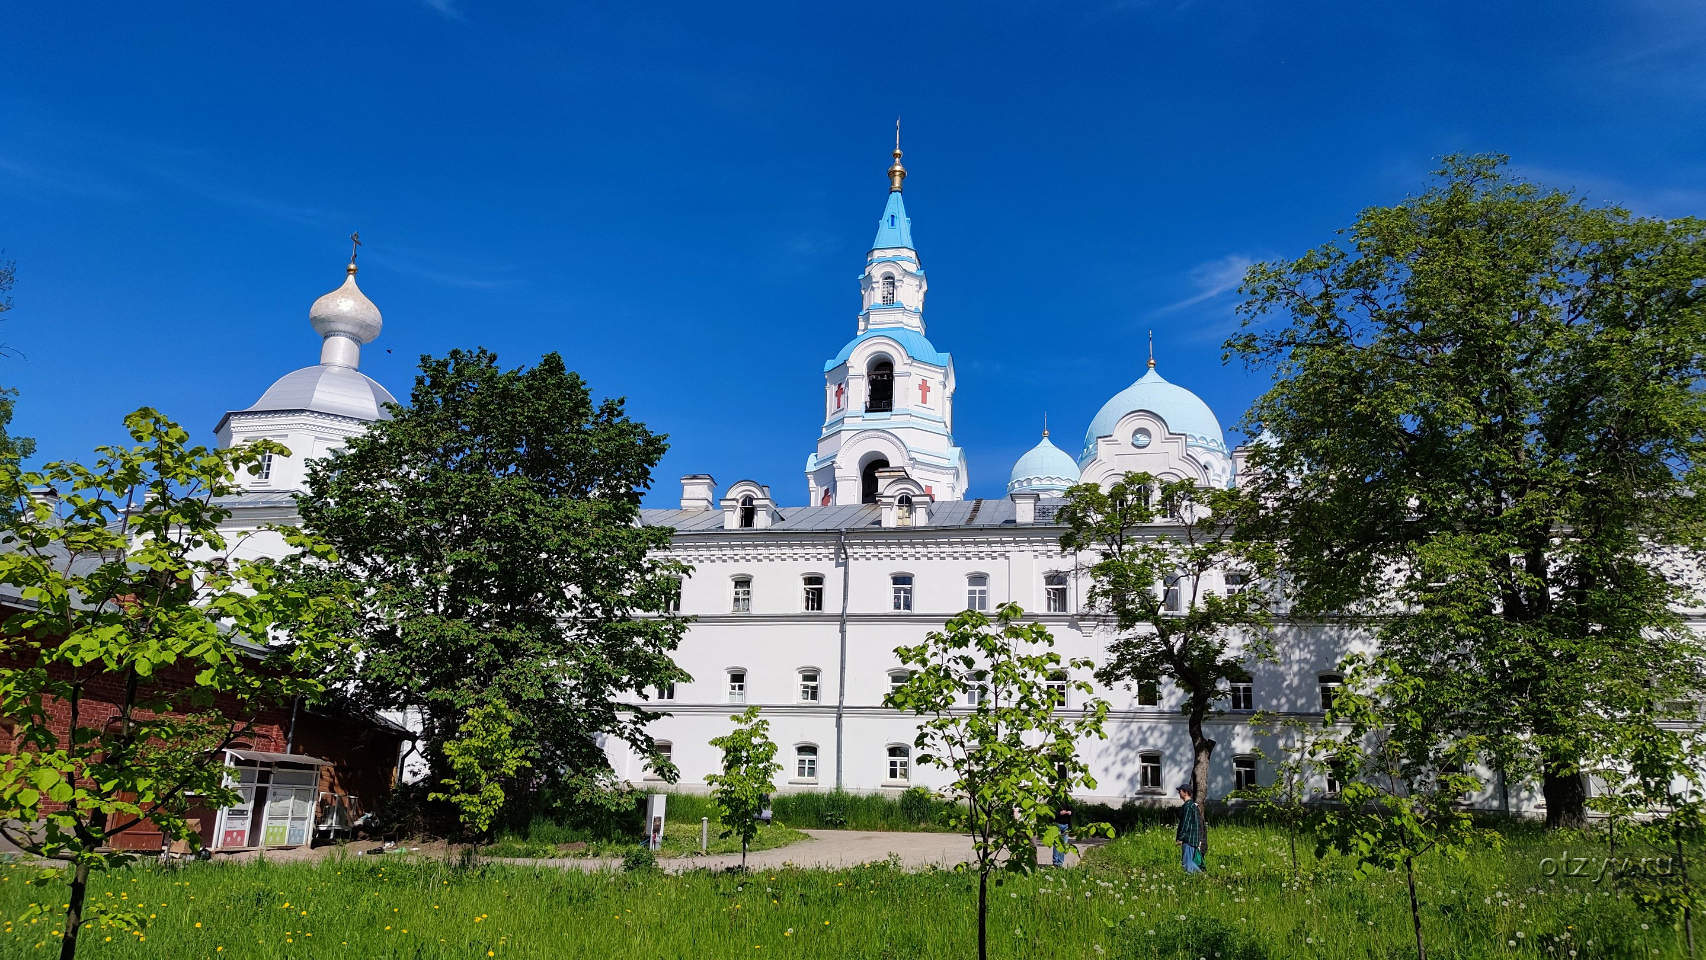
xmin=1046 ymin=670 xmax=1069 ymax=709
xmin=964 ymin=671 xmax=988 ymax=707
xmin=891 ymin=574 xmax=914 ymax=611
xmin=1319 ymin=673 xmax=1343 ymax=712
xmin=887 ymin=745 xmax=911 ymax=782
xmin=966 ymin=573 xmax=989 ymax=611
xmin=896 ymin=493 xmax=913 ymax=526
xmin=799 ymin=669 xmax=820 ymax=703
xmin=1325 ymin=757 xmax=1347 ymax=796
xmin=888 ymin=669 xmax=912 ymax=696
xmin=1044 ymin=573 xmax=1069 ymax=613
xmin=1224 ymin=571 xmax=1251 ymax=596
xmin=728 ymin=670 xmax=747 ymax=704
xmin=1137 ymin=678 xmax=1160 ymax=707
xmin=738 ymin=494 xmax=756 ymax=529
xmin=1139 ymin=751 xmax=1163 ymax=791
xmin=1233 ymin=755 xmax=1258 ymax=792
xmin=256 ymin=452 xmax=274 ymax=482
xmin=796 ymin=745 xmax=819 ymax=780
xmin=647 ymin=742 xmax=672 ymax=779
xmin=866 ymin=360 xmax=894 ymax=412
xmin=655 ymin=682 xmax=676 ymax=701
xmin=1228 ymin=672 xmax=1253 ymax=712
xmin=663 ymin=576 xmax=682 ymax=613
xmin=861 ymin=457 xmax=889 ymax=503
xmin=1163 ymin=573 xmax=1184 ymax=614
xmin=802 ymin=574 xmax=824 ymax=612
xmin=732 ymin=577 xmax=752 ymax=613
xmin=881 ymin=273 xmax=897 ymax=305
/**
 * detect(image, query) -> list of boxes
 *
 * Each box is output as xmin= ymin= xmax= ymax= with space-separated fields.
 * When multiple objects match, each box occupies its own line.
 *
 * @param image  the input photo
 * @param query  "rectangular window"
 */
xmin=1326 ymin=758 xmax=1346 ymax=795
xmin=891 ymin=575 xmax=913 ymax=612
xmin=889 ymin=671 xmax=911 ymax=696
xmin=647 ymin=743 xmax=672 ymax=780
xmin=802 ymin=575 xmax=824 ymax=612
xmin=1229 ymin=681 xmax=1253 ymax=712
xmin=732 ymin=577 xmax=752 ymax=613
xmin=964 ymin=672 xmax=987 ymax=708
xmin=1139 ymin=752 xmax=1162 ymax=791
xmin=1044 ymin=574 xmax=1068 ymax=613
xmin=966 ymin=574 xmax=989 ymax=612
xmin=1319 ymin=674 xmax=1342 ymax=712
xmin=728 ymin=671 xmax=746 ymax=704
xmin=1233 ymin=756 xmax=1257 ymax=792
xmin=1137 ymin=679 xmax=1160 ymax=707
xmin=656 ymin=682 xmax=675 ymax=702
xmin=887 ymin=747 xmax=910 ymax=782
xmin=1224 ymin=571 xmax=1251 ymax=596
xmin=663 ymin=577 xmax=682 ymax=613
xmin=1163 ymin=574 xmax=1184 ymax=614
xmin=1046 ymin=671 xmax=1069 ymax=709
xmin=796 ymin=746 xmax=818 ymax=780
xmin=799 ymin=670 xmax=820 ymax=703
xmin=257 ymin=452 xmax=274 ymax=482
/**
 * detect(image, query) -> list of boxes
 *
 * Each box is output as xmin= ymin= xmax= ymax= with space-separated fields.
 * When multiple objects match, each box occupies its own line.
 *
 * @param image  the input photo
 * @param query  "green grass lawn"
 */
xmin=0 ymin=822 xmax=1693 ymax=959
xmin=484 ymin=820 xmax=806 ymax=859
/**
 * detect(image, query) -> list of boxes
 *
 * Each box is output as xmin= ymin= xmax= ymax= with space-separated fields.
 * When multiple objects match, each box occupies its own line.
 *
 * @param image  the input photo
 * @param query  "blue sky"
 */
xmin=4 ymin=1 xmax=1704 ymax=505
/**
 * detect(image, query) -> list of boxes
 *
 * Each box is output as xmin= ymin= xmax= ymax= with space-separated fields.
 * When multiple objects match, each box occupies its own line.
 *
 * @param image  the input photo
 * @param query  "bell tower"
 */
xmin=806 ymin=132 xmax=967 ymax=506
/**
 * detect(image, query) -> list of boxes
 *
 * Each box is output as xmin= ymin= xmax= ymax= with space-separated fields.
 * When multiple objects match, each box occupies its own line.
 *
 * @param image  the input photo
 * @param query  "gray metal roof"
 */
xmin=213 ymin=491 xmax=303 ymax=510
xmin=640 ymin=497 xmax=1062 ymax=534
xmin=231 ymin=363 xmax=396 ymax=423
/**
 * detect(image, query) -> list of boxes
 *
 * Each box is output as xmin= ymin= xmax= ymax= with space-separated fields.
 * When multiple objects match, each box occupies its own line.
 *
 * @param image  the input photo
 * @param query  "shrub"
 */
xmin=621 ymin=846 xmax=658 ymax=873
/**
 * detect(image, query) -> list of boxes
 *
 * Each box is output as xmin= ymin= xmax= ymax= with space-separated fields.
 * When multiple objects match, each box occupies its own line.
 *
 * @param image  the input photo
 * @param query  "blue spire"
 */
xmin=871 ymin=190 xmax=913 ymax=250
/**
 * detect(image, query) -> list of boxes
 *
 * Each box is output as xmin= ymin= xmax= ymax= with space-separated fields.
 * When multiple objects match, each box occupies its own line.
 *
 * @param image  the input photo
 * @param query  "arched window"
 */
xmin=881 ymin=273 xmax=897 ymax=305
xmin=795 ymin=744 xmax=819 ymax=781
xmin=886 ymin=744 xmax=911 ymax=782
xmin=888 ymin=668 xmax=913 ymax=696
xmin=798 ymin=668 xmax=820 ymax=703
xmin=866 ymin=360 xmax=894 ymax=412
xmin=861 ymin=458 xmax=889 ymax=504
xmin=1044 ymin=572 xmax=1069 ymax=613
xmin=801 ymin=574 xmax=824 ymax=612
xmin=727 ymin=669 xmax=747 ymax=704
xmin=890 ymin=574 xmax=913 ymax=611
xmin=738 ymin=494 xmax=756 ymax=529
xmin=896 ymin=493 xmax=913 ymax=526
xmin=965 ymin=573 xmax=988 ymax=611
xmin=731 ymin=576 xmax=752 ymax=613
xmin=646 ymin=741 xmax=673 ymax=780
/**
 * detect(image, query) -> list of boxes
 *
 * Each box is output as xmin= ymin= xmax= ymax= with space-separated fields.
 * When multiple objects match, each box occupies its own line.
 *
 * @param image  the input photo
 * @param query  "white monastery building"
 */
xmin=208 ymin=148 xmax=1582 ymax=811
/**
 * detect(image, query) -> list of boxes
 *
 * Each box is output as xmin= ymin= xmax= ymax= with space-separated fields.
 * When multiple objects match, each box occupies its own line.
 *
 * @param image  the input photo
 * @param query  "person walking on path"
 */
xmin=1175 ymin=784 xmax=1206 ymax=874
xmin=1051 ymin=795 xmax=1075 ymax=867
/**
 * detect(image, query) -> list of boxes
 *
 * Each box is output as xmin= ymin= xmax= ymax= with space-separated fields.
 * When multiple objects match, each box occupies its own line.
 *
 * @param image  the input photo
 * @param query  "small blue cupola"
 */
xmin=1008 ymin=423 xmax=1081 ymax=496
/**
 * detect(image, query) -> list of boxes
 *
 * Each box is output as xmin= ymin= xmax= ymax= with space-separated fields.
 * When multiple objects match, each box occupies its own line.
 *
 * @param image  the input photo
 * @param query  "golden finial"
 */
xmin=1147 ymin=330 xmax=1156 ymax=369
xmin=347 ymin=231 xmax=361 ymax=276
xmin=888 ymin=117 xmax=906 ymax=193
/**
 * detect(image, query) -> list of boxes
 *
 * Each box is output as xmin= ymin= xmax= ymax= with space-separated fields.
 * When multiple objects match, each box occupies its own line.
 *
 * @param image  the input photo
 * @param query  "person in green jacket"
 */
xmin=1175 ymin=784 xmax=1206 ymax=874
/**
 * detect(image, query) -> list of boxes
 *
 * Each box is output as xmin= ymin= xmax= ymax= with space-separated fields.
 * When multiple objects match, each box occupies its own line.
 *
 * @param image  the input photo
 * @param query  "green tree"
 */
xmin=705 ymin=705 xmax=780 ymax=872
xmin=0 ymin=410 xmax=346 ymax=960
xmin=0 ymin=257 xmax=37 ymax=463
xmin=1229 ymin=155 xmax=1706 ymax=828
xmin=296 ymin=349 xmax=690 ymax=815
xmin=1229 ymin=713 xmax=1330 ymax=885
xmin=428 ymin=700 xmax=531 ymax=852
xmin=1057 ymin=473 xmax=1276 ymax=800
xmin=886 ymin=603 xmax=1110 ymax=960
xmin=1314 ymin=657 xmax=1493 ymax=960
xmin=1593 ymin=724 xmax=1706 ymax=959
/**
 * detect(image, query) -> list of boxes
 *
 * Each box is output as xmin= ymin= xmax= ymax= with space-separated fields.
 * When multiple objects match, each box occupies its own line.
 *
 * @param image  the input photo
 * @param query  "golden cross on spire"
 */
xmin=347 ymin=231 xmax=362 ymax=275
xmin=1148 ymin=330 xmax=1156 ymax=369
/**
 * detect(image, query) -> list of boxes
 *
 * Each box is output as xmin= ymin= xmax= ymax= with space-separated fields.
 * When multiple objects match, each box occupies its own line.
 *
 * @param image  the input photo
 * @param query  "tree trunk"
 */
xmin=59 ymin=859 xmax=90 ymax=960
xmin=1542 ymin=766 xmax=1588 ymax=830
xmin=1186 ymin=699 xmax=1216 ymax=803
xmin=1404 ymin=854 xmax=1427 ymax=960
xmin=741 ymin=837 xmax=748 ymax=873
xmin=977 ymin=867 xmax=989 ymax=960
xmin=1287 ymin=829 xmax=1299 ymax=885
xmin=1677 ymin=822 xmax=1695 ymax=960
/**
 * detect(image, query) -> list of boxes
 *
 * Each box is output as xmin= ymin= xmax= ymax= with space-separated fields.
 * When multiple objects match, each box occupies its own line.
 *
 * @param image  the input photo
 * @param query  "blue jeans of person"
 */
xmin=1181 ymin=842 xmax=1203 ymax=874
xmin=1052 ymin=823 xmax=1071 ymax=866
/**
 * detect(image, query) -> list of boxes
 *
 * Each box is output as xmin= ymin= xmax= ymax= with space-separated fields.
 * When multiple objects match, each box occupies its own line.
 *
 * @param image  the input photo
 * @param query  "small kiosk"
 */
xmin=210 ymin=749 xmax=328 ymax=850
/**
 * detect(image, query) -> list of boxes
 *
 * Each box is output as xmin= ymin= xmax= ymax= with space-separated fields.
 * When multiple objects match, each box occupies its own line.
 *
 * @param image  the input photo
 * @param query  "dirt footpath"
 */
xmin=498 ymin=829 xmax=1089 ymax=873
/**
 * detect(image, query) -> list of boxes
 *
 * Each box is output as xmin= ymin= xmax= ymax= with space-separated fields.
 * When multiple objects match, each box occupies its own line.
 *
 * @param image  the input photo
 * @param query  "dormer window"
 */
xmin=738 ymin=494 xmax=756 ymax=529
xmin=881 ymin=274 xmax=897 ymax=305
xmin=896 ymin=494 xmax=913 ymax=526
xmin=867 ymin=360 xmax=894 ymax=412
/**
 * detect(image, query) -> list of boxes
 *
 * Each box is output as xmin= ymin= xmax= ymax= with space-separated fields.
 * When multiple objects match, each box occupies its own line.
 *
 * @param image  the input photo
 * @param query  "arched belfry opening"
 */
xmin=738 ymin=494 xmax=756 ymax=528
xmin=866 ymin=360 xmax=893 ymax=412
xmin=861 ymin=458 xmax=889 ymax=504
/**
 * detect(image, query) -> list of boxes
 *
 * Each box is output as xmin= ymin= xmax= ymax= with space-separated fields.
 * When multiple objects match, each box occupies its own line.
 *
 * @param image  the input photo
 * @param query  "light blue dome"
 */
xmin=1008 ymin=433 xmax=1081 ymax=494
xmin=1080 ymin=367 xmax=1227 ymax=465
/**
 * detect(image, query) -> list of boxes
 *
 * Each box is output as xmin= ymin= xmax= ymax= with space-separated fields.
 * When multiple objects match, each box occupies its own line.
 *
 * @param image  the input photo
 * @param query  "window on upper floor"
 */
xmin=732 ymin=576 xmax=752 ymax=613
xmin=256 ymin=451 xmax=274 ymax=482
xmin=1233 ymin=755 xmax=1258 ymax=792
xmin=891 ymin=574 xmax=913 ymax=612
xmin=964 ymin=670 xmax=988 ymax=707
xmin=886 ymin=744 xmax=911 ymax=782
xmin=867 ymin=360 xmax=894 ymax=412
xmin=896 ymin=493 xmax=913 ymax=526
xmin=728 ymin=669 xmax=747 ymax=704
xmin=1228 ymin=673 xmax=1254 ymax=712
xmin=1136 ymin=677 xmax=1160 ymax=707
xmin=1046 ymin=670 xmax=1069 ymax=709
xmin=861 ymin=458 xmax=889 ymax=504
xmin=1044 ymin=572 xmax=1069 ymax=613
xmin=802 ymin=574 xmax=824 ymax=612
xmin=738 ymin=494 xmax=756 ymax=529
xmin=1224 ymin=570 xmax=1252 ymax=596
xmin=796 ymin=744 xmax=819 ymax=781
xmin=799 ymin=669 xmax=820 ymax=703
xmin=966 ymin=573 xmax=989 ymax=612
xmin=881 ymin=273 xmax=897 ymax=305
xmin=662 ymin=576 xmax=682 ymax=614
xmin=1139 ymin=751 xmax=1163 ymax=792
xmin=654 ymin=682 xmax=676 ymax=702
xmin=1163 ymin=573 xmax=1185 ymax=615
xmin=888 ymin=669 xmax=912 ymax=698
xmin=1319 ymin=673 xmax=1343 ymax=713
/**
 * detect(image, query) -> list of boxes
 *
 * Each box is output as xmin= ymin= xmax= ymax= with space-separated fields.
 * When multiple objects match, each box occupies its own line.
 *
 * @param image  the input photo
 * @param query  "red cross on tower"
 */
xmin=834 ymin=383 xmax=845 ymax=409
xmin=917 ymin=379 xmax=931 ymax=404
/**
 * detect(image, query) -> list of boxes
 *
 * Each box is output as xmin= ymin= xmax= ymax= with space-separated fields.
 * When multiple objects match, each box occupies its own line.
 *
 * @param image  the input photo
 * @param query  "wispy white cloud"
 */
xmin=420 ymin=0 xmax=463 ymax=20
xmin=1155 ymin=253 xmax=1257 ymax=314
